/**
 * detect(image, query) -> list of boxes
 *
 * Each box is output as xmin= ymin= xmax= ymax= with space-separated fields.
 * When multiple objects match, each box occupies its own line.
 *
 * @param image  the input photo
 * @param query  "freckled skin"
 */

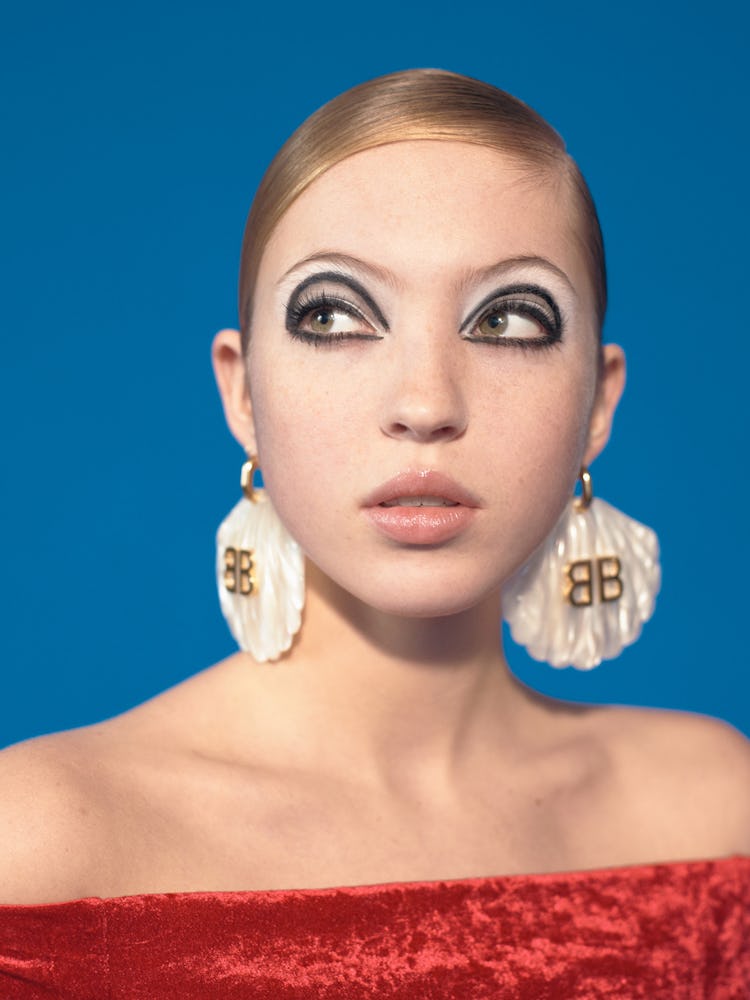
xmin=247 ymin=141 xmax=610 ymax=619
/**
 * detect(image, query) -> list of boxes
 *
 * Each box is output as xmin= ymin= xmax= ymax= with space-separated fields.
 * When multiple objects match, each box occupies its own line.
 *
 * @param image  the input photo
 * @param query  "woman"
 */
xmin=1 ymin=69 xmax=748 ymax=996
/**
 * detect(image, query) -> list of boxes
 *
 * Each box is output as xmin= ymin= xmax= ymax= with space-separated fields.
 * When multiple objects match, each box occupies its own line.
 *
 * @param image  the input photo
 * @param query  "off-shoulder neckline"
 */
xmin=3 ymin=854 xmax=748 ymax=911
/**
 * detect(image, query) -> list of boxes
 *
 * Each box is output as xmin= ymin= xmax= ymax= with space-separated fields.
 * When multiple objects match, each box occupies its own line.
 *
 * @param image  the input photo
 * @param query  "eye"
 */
xmin=475 ymin=310 xmax=545 ymax=341
xmin=309 ymin=308 xmax=335 ymax=334
xmin=285 ymin=279 xmax=386 ymax=346
xmin=297 ymin=302 xmax=374 ymax=337
xmin=464 ymin=285 xmax=563 ymax=348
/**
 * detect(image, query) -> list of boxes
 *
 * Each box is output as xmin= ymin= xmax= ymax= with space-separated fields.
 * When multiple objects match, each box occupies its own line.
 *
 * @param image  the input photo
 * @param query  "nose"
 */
xmin=379 ymin=332 xmax=468 ymax=444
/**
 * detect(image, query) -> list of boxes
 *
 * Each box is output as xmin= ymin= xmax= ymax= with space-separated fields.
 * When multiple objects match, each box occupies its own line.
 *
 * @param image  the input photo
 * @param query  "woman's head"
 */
xmin=238 ymin=69 xmax=606 ymax=348
xmin=214 ymin=70 xmax=624 ymax=620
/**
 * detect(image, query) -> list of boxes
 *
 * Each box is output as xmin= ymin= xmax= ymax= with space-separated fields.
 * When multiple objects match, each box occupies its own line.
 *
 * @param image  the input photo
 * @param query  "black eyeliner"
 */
xmin=290 ymin=329 xmax=383 ymax=347
xmin=460 ymin=283 xmax=563 ymax=338
xmin=285 ymin=270 xmax=390 ymax=332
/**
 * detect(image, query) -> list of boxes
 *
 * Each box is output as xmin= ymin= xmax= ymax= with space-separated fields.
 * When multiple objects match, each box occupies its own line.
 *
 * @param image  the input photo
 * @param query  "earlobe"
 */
xmin=583 ymin=344 xmax=626 ymax=466
xmin=211 ymin=328 xmax=257 ymax=453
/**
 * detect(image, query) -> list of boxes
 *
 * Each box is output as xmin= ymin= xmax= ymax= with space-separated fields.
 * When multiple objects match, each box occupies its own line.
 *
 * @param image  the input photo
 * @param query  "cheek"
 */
xmin=476 ymin=360 xmax=598 ymax=551
xmin=516 ymin=377 xmax=592 ymax=478
xmin=475 ymin=350 xmax=595 ymax=470
xmin=247 ymin=354 xmax=362 ymax=543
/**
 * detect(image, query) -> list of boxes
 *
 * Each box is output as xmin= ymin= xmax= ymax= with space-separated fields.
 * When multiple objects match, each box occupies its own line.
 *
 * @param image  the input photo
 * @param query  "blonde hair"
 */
xmin=238 ymin=69 xmax=606 ymax=345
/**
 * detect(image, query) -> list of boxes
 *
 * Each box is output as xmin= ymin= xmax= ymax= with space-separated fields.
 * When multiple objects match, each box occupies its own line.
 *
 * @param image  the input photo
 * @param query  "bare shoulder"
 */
xmin=592 ymin=704 xmax=750 ymax=859
xmin=0 ymin=727 xmax=117 ymax=905
xmin=0 ymin=659 xmax=246 ymax=905
xmin=0 ymin=679 xmax=193 ymax=906
xmin=601 ymin=704 xmax=750 ymax=789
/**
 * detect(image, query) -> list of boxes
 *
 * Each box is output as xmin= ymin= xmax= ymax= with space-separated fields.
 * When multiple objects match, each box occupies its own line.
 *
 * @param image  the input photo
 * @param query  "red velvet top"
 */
xmin=1 ymin=856 xmax=748 ymax=998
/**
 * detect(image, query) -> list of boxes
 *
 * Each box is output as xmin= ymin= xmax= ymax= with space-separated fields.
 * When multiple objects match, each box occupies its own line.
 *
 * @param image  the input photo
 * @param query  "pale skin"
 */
xmin=1 ymin=142 xmax=750 ymax=905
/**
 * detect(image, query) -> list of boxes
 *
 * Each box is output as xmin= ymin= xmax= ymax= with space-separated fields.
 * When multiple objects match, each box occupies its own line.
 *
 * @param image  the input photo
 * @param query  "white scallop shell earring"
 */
xmin=502 ymin=468 xmax=661 ymax=670
xmin=216 ymin=453 xmax=305 ymax=662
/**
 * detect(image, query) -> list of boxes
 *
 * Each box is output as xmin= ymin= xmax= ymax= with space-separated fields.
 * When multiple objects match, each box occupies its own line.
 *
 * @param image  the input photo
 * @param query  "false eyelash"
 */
xmin=286 ymin=291 xmax=362 ymax=330
xmin=480 ymin=298 xmax=557 ymax=335
xmin=289 ymin=330 xmax=379 ymax=348
xmin=466 ymin=336 xmax=563 ymax=353
xmin=463 ymin=284 xmax=564 ymax=340
xmin=464 ymin=295 xmax=563 ymax=352
xmin=285 ymin=291 xmax=382 ymax=348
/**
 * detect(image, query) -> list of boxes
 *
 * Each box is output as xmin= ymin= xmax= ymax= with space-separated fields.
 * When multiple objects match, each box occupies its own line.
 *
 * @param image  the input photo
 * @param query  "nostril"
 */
xmin=384 ymin=419 xmax=464 ymax=443
xmin=380 ymin=377 xmax=468 ymax=443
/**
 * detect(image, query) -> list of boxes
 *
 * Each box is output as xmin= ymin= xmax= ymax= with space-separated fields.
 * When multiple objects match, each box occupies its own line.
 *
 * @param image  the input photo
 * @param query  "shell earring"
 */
xmin=502 ymin=468 xmax=661 ymax=670
xmin=216 ymin=454 xmax=305 ymax=662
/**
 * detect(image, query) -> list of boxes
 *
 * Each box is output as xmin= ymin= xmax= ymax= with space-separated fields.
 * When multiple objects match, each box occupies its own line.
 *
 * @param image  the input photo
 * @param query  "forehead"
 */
xmin=259 ymin=141 xmax=592 ymax=308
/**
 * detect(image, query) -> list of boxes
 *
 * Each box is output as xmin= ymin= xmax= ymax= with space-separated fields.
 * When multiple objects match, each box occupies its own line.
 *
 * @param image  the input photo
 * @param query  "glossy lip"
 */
xmin=362 ymin=470 xmax=480 ymax=509
xmin=362 ymin=471 xmax=480 ymax=545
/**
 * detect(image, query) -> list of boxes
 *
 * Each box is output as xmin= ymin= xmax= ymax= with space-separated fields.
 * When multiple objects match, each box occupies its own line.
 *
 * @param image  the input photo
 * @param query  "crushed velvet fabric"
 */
xmin=0 ymin=856 xmax=748 ymax=998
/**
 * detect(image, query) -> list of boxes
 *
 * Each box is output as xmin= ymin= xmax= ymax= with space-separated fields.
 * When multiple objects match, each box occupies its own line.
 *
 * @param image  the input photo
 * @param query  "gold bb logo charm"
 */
xmin=223 ymin=547 xmax=257 ymax=596
xmin=564 ymin=556 xmax=623 ymax=607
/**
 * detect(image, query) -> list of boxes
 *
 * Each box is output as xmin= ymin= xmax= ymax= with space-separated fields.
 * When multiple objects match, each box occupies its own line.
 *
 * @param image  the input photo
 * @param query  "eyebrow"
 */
xmin=462 ymin=255 xmax=577 ymax=297
xmin=279 ymin=252 xmax=400 ymax=290
xmin=281 ymin=251 xmax=575 ymax=296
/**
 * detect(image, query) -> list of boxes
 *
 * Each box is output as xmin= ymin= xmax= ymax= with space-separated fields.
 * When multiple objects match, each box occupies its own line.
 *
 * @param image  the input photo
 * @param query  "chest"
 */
xmin=97 ymin=754 xmax=624 ymax=896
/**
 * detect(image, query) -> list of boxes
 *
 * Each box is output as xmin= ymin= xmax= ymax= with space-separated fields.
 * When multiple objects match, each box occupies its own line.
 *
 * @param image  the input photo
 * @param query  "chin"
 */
xmin=307 ymin=548 xmax=511 ymax=622
xmin=350 ymin=580 xmax=498 ymax=621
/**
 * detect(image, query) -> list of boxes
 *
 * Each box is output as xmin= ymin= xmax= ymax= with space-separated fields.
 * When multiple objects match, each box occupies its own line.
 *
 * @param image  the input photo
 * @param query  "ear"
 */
xmin=583 ymin=343 xmax=626 ymax=466
xmin=211 ymin=328 xmax=257 ymax=454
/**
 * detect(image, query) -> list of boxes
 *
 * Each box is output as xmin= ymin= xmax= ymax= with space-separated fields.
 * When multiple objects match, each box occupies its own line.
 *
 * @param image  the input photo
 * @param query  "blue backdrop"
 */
xmin=2 ymin=1 xmax=748 ymax=747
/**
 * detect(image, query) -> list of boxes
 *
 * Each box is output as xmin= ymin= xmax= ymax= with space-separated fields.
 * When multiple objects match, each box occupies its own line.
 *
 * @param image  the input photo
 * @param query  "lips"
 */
xmin=362 ymin=470 xmax=480 ymax=509
xmin=362 ymin=471 xmax=479 ymax=545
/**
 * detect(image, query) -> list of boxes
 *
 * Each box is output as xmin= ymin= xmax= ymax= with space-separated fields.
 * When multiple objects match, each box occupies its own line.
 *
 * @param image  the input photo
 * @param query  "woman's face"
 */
xmin=231 ymin=141 xmax=622 ymax=618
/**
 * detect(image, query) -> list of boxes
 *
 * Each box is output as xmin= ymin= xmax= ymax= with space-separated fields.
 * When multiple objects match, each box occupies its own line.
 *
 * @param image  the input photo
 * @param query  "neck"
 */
xmin=226 ymin=561 xmax=536 ymax=788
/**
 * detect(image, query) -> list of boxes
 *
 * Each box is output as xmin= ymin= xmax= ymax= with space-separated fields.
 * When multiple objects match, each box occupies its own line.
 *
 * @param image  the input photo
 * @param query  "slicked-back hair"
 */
xmin=238 ymin=69 xmax=606 ymax=347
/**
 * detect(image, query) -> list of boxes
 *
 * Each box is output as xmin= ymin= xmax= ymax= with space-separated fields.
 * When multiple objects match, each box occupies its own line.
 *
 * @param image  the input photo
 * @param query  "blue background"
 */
xmin=1 ymin=2 xmax=748 ymax=748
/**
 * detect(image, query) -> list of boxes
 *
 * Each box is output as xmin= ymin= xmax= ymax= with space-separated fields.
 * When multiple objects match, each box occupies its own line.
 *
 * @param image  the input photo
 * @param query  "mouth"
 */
xmin=362 ymin=471 xmax=479 ymax=545
xmin=380 ymin=496 xmax=460 ymax=508
xmin=363 ymin=470 xmax=480 ymax=510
